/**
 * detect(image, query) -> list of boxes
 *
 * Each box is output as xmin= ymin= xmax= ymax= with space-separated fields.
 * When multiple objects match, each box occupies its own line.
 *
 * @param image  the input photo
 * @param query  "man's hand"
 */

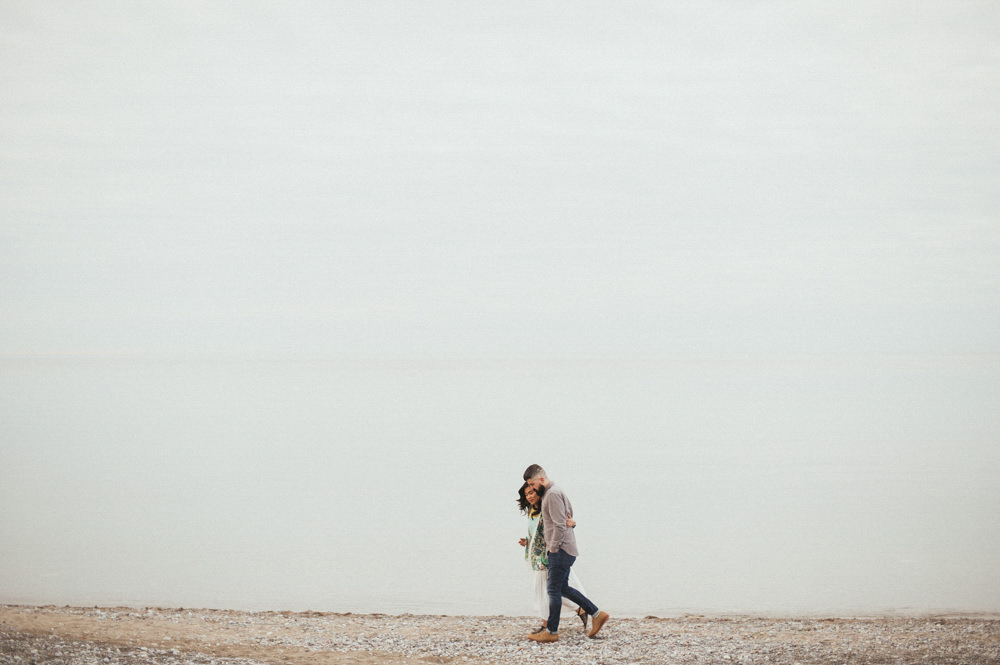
xmin=519 ymin=537 xmax=528 ymax=547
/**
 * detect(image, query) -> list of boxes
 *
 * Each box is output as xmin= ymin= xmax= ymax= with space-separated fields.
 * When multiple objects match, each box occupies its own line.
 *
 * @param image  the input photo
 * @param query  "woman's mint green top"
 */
xmin=524 ymin=509 xmax=548 ymax=571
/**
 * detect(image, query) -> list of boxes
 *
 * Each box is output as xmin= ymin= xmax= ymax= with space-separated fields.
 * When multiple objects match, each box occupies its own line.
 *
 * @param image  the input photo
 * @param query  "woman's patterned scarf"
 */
xmin=528 ymin=513 xmax=549 ymax=571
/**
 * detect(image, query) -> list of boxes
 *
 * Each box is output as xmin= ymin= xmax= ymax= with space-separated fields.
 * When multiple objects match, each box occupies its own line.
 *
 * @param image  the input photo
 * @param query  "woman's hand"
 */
xmin=519 ymin=537 xmax=528 ymax=547
xmin=566 ymin=515 xmax=576 ymax=528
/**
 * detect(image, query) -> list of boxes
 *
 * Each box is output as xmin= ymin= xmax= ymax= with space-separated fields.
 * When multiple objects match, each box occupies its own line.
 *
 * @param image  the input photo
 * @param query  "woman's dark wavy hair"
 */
xmin=517 ymin=482 xmax=534 ymax=515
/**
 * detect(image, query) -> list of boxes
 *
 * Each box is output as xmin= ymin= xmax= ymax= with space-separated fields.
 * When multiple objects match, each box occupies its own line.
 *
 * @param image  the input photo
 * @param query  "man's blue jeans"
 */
xmin=546 ymin=548 xmax=598 ymax=633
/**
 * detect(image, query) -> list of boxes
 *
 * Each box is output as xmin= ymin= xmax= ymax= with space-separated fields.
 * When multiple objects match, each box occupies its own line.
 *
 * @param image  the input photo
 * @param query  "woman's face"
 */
xmin=525 ymin=486 xmax=539 ymax=507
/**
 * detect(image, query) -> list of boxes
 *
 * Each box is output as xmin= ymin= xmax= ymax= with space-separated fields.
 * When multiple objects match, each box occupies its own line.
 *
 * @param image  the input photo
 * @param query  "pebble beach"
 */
xmin=2 ymin=605 xmax=998 ymax=665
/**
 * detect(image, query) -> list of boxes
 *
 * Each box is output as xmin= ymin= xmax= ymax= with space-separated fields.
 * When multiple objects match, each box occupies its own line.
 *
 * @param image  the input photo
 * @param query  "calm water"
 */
xmin=2 ymin=354 xmax=998 ymax=616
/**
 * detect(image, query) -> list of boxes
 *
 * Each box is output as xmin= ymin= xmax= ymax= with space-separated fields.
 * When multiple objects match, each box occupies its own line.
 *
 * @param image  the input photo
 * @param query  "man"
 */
xmin=523 ymin=464 xmax=610 ymax=642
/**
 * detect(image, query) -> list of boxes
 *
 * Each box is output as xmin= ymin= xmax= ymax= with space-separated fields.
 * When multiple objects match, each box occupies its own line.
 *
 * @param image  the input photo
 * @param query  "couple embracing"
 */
xmin=517 ymin=464 xmax=610 ymax=643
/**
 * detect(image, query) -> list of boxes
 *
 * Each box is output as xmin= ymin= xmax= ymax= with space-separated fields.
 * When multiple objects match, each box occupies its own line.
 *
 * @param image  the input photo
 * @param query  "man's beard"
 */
xmin=534 ymin=483 xmax=547 ymax=498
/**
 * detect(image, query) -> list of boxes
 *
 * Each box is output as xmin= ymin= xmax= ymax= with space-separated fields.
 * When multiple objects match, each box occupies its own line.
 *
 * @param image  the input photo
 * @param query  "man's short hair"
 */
xmin=523 ymin=464 xmax=546 ymax=481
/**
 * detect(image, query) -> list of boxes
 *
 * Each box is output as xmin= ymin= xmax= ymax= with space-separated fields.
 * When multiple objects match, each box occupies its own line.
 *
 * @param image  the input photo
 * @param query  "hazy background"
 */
xmin=2 ymin=2 xmax=998 ymax=616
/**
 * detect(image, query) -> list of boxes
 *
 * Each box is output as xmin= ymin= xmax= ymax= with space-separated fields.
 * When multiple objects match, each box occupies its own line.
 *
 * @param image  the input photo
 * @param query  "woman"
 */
xmin=517 ymin=482 xmax=589 ymax=632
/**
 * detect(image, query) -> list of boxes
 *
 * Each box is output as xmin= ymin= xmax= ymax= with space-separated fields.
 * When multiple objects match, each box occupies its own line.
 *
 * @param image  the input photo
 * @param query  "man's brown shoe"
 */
xmin=587 ymin=611 xmax=610 ymax=638
xmin=527 ymin=631 xmax=558 ymax=643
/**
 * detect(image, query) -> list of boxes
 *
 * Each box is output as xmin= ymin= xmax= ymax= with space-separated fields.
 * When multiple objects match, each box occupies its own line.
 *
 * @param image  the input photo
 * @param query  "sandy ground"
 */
xmin=2 ymin=605 xmax=999 ymax=665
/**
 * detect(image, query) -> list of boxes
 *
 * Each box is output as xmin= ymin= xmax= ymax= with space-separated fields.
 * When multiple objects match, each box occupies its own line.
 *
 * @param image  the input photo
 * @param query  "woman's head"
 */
xmin=517 ymin=482 xmax=540 ymax=514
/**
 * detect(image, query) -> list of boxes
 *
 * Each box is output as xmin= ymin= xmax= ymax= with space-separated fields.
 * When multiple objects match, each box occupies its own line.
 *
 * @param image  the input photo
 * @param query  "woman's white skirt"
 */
xmin=532 ymin=568 xmax=587 ymax=620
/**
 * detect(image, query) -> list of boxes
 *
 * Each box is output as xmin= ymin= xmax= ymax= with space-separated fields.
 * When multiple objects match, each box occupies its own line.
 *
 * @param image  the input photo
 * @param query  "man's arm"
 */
xmin=544 ymin=492 xmax=570 ymax=553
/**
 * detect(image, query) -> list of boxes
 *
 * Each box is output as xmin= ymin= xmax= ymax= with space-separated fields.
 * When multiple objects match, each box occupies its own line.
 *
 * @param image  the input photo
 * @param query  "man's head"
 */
xmin=523 ymin=464 xmax=549 ymax=491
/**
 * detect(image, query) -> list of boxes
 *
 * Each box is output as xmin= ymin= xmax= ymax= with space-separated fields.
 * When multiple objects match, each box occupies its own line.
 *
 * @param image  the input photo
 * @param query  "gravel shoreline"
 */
xmin=2 ymin=605 xmax=998 ymax=665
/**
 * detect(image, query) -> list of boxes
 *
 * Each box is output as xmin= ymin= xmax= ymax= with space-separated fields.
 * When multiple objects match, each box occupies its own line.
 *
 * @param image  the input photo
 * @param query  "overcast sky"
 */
xmin=2 ymin=2 xmax=998 ymax=359
xmin=3 ymin=3 xmax=1000 ymax=615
